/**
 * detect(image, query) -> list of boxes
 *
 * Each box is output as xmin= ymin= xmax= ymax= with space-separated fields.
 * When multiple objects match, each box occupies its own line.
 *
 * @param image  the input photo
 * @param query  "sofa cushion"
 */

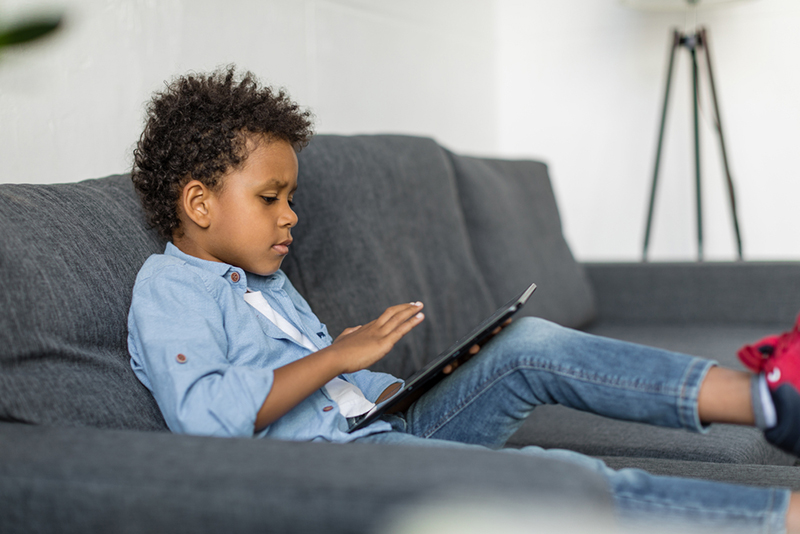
xmin=0 ymin=422 xmax=613 ymax=534
xmin=0 ymin=175 xmax=167 ymax=430
xmin=512 ymin=406 xmax=792 ymax=465
xmin=447 ymin=152 xmax=596 ymax=328
xmin=283 ymin=135 xmax=497 ymax=379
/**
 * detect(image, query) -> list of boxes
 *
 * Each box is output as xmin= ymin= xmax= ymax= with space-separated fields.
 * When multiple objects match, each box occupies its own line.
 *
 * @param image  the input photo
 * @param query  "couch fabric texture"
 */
xmin=0 ymin=177 xmax=166 ymax=430
xmin=2 ymin=134 xmax=799 ymax=534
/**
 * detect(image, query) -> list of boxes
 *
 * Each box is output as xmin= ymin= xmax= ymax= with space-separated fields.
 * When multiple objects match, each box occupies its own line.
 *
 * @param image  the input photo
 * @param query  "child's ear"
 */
xmin=181 ymin=179 xmax=213 ymax=229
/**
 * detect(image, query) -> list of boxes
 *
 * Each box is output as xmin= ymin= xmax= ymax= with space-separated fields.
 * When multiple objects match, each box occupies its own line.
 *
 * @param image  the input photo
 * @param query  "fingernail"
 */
xmin=412 ymin=301 xmax=422 ymax=307
xmin=416 ymin=312 xmax=424 ymax=319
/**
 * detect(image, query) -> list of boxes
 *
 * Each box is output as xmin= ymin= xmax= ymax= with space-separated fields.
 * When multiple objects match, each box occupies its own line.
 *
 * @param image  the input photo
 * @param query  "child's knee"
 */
xmin=492 ymin=316 xmax=577 ymax=362
xmin=505 ymin=316 xmax=568 ymax=344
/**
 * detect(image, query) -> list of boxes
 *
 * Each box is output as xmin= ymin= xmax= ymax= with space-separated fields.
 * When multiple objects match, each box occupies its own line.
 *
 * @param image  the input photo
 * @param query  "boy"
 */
xmin=128 ymin=66 xmax=800 ymax=532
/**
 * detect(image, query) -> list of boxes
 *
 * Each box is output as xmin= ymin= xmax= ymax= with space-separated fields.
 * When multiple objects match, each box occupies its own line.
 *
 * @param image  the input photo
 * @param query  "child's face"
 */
xmin=193 ymin=137 xmax=299 ymax=276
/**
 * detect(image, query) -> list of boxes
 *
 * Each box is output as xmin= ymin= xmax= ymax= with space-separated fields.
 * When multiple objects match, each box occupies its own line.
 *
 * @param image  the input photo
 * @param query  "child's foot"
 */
xmin=738 ymin=313 xmax=800 ymax=390
xmin=764 ymin=384 xmax=800 ymax=456
xmin=738 ymin=314 xmax=800 ymax=455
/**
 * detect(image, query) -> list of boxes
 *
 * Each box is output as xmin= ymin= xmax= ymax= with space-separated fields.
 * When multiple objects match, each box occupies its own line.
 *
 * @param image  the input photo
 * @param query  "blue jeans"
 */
xmin=354 ymin=318 xmax=790 ymax=532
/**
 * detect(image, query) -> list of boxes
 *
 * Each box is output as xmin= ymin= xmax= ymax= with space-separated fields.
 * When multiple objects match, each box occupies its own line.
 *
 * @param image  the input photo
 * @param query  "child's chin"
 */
xmin=252 ymin=262 xmax=283 ymax=277
xmin=251 ymin=269 xmax=279 ymax=277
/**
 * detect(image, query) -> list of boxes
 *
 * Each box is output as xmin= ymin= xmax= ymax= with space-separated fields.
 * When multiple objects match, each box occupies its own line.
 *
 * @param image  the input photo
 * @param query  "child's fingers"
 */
xmin=383 ymin=308 xmax=425 ymax=335
xmin=376 ymin=302 xmax=424 ymax=329
xmin=386 ymin=309 xmax=424 ymax=341
xmin=489 ymin=319 xmax=513 ymax=337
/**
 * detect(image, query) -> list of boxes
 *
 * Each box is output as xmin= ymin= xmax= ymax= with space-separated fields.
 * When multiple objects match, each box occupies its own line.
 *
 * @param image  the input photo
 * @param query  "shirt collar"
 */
xmin=163 ymin=242 xmax=286 ymax=291
xmin=164 ymin=242 xmax=231 ymax=275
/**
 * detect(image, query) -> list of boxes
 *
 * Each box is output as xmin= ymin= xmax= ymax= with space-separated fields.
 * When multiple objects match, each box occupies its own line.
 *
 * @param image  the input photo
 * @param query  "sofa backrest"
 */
xmin=447 ymin=152 xmax=596 ymax=329
xmin=0 ymin=134 xmax=595 ymax=428
xmin=0 ymin=175 xmax=168 ymax=430
xmin=283 ymin=135 xmax=498 ymax=379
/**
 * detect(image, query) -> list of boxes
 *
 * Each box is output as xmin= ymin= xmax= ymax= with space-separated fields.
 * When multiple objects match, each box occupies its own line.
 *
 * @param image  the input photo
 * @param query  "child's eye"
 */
xmin=262 ymin=196 xmax=295 ymax=208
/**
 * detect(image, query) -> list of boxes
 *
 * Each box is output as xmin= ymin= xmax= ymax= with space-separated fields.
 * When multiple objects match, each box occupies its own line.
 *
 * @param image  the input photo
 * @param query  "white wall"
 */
xmin=496 ymin=0 xmax=800 ymax=261
xmin=2 ymin=0 xmax=798 ymax=262
xmin=0 ymin=0 xmax=496 ymax=184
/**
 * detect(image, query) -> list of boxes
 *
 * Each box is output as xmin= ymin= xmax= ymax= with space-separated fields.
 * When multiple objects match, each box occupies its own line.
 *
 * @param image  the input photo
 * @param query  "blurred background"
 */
xmin=1 ymin=0 xmax=797 ymax=262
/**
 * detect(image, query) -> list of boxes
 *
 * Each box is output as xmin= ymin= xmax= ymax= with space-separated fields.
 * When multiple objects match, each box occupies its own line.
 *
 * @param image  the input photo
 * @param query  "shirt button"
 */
xmin=323 ymin=406 xmax=334 ymax=412
xmin=230 ymin=272 xmax=240 ymax=283
xmin=176 ymin=353 xmax=187 ymax=364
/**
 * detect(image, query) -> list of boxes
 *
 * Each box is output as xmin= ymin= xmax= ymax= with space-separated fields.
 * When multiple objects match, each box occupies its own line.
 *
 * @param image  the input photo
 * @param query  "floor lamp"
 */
xmin=621 ymin=0 xmax=751 ymax=261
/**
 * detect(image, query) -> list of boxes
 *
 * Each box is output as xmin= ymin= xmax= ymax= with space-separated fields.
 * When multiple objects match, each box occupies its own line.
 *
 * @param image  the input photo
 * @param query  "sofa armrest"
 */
xmin=583 ymin=262 xmax=800 ymax=326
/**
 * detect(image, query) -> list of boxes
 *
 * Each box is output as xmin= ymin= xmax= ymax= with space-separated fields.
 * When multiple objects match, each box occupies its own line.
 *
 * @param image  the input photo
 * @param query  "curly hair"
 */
xmin=132 ymin=66 xmax=314 ymax=240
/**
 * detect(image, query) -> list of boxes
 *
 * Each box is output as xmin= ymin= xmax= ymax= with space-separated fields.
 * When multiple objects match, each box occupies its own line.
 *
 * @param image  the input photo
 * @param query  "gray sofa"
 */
xmin=1 ymin=134 xmax=799 ymax=533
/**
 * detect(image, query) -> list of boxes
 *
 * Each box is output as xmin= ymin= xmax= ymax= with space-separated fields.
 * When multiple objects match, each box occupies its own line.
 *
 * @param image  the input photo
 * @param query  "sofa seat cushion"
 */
xmin=507 ymin=323 xmax=795 ymax=466
xmin=511 ymin=406 xmax=791 ymax=465
xmin=0 ymin=422 xmax=613 ymax=534
xmin=447 ymin=152 xmax=596 ymax=329
xmin=285 ymin=135 xmax=497 ymax=379
xmin=0 ymin=175 xmax=167 ymax=430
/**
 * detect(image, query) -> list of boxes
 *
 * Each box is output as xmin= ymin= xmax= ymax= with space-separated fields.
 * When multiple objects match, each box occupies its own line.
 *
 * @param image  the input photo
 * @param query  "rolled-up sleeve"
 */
xmin=128 ymin=266 xmax=272 ymax=437
xmin=345 ymin=370 xmax=403 ymax=403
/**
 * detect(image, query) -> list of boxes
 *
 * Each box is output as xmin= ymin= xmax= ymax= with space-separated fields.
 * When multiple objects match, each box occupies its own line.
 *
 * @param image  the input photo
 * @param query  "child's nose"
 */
xmin=282 ymin=204 xmax=298 ymax=227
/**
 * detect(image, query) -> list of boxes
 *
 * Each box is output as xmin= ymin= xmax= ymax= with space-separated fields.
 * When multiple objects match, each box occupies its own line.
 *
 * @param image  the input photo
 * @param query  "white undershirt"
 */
xmin=243 ymin=289 xmax=375 ymax=417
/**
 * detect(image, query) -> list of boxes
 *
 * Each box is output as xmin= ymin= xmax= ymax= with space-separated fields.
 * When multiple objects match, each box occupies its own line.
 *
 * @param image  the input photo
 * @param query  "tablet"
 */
xmin=347 ymin=282 xmax=537 ymax=433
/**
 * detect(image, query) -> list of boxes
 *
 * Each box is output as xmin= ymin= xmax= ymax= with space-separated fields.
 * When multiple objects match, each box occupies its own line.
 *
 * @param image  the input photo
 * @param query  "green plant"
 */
xmin=0 ymin=14 xmax=62 ymax=52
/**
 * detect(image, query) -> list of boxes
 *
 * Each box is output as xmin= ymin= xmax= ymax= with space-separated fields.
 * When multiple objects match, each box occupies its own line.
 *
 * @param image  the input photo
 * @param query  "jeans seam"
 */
xmin=418 ymin=357 xmax=686 ymax=439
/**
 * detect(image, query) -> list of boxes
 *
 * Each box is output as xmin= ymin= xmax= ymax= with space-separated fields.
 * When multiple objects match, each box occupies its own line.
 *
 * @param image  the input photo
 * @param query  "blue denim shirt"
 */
xmin=127 ymin=243 xmax=398 ymax=441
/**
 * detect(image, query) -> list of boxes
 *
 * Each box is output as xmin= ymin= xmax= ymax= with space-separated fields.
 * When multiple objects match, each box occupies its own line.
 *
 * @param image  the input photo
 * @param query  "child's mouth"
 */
xmin=273 ymin=239 xmax=292 ymax=255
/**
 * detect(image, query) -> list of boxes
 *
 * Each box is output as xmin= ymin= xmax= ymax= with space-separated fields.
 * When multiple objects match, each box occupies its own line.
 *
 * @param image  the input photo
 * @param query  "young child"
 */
xmin=128 ymin=66 xmax=800 ymax=532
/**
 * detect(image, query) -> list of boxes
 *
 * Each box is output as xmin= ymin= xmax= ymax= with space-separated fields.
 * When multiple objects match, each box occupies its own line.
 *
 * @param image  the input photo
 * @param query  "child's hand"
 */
xmin=254 ymin=302 xmax=423 ymax=430
xmin=443 ymin=318 xmax=513 ymax=374
xmin=331 ymin=302 xmax=425 ymax=374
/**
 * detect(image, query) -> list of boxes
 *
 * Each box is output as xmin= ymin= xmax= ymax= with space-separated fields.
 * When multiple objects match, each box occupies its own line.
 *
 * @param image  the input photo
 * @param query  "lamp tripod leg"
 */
xmin=691 ymin=42 xmax=703 ymax=261
xmin=643 ymin=30 xmax=681 ymax=262
xmin=699 ymin=27 xmax=744 ymax=260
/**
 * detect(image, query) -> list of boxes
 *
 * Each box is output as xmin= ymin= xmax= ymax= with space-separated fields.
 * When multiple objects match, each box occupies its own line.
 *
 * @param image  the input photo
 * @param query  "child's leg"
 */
xmin=388 ymin=316 xmax=798 ymax=532
xmin=404 ymin=317 xmax=716 ymax=447
xmin=356 ymin=429 xmax=791 ymax=533
xmin=697 ymin=366 xmax=755 ymax=425
xmin=518 ymin=446 xmax=790 ymax=533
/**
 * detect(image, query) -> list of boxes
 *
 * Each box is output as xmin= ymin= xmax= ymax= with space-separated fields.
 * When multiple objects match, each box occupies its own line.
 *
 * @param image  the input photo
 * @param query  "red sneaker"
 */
xmin=738 ymin=313 xmax=800 ymax=391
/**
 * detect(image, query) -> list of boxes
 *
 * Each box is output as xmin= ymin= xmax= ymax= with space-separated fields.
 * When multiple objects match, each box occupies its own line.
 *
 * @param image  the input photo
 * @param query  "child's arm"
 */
xmin=254 ymin=302 xmax=424 ymax=430
xmin=375 ymin=382 xmax=402 ymax=402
